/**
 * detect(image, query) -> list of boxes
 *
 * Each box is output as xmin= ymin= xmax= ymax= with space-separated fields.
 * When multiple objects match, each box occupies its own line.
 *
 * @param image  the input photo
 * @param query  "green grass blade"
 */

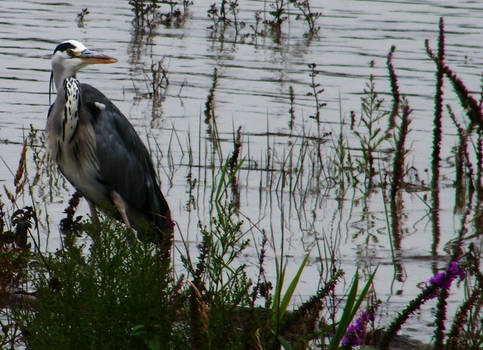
xmin=271 ymin=264 xmax=286 ymax=326
xmin=271 ymin=255 xmax=309 ymax=333
xmin=329 ymin=268 xmax=377 ymax=349
xmin=215 ymin=160 xmax=229 ymax=204
xmin=351 ymin=268 xmax=377 ymax=323
xmin=279 ymin=254 xmax=309 ymax=319
xmin=330 ymin=270 xmax=359 ymax=350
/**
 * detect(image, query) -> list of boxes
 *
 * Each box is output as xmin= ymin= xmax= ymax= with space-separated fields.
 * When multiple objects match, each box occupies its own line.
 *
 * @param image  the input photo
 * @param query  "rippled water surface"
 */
xmin=1 ymin=0 xmax=482 ymax=342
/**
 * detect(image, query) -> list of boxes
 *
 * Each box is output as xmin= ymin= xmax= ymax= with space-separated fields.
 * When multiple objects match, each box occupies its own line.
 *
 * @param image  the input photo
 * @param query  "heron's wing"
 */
xmin=79 ymin=83 xmax=171 ymax=233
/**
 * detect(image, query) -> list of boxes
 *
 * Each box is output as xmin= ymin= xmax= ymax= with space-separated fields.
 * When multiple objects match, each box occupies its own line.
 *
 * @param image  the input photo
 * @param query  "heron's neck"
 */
xmin=52 ymin=66 xmax=78 ymax=94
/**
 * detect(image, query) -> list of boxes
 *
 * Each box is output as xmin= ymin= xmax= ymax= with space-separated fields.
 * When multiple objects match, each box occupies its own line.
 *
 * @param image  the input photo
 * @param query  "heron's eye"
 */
xmin=66 ymin=49 xmax=75 ymax=57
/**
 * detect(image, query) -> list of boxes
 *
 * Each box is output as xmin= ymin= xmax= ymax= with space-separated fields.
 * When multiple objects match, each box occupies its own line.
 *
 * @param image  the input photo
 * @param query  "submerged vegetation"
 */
xmin=0 ymin=2 xmax=481 ymax=349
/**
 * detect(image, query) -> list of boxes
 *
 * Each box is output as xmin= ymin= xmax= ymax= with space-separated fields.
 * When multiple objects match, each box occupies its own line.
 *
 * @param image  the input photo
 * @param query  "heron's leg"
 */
xmin=110 ymin=191 xmax=136 ymax=244
xmin=110 ymin=191 xmax=131 ymax=228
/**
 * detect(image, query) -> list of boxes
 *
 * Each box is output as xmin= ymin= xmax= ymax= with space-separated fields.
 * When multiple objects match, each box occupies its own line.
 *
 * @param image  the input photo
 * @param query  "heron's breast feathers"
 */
xmin=47 ymin=77 xmax=101 ymax=201
xmin=61 ymin=77 xmax=81 ymax=144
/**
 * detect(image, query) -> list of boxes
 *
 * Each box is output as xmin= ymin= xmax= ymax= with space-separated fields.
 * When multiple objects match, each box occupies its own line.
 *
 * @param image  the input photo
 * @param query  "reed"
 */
xmin=353 ymin=61 xmax=389 ymax=190
xmin=76 ymin=8 xmax=89 ymax=27
xmin=476 ymin=132 xmax=483 ymax=235
xmin=386 ymin=46 xmax=400 ymax=132
xmin=445 ymin=286 xmax=482 ymax=349
xmin=129 ymin=0 xmax=191 ymax=30
xmin=290 ymin=0 xmax=322 ymax=36
xmin=265 ymin=0 xmax=288 ymax=36
xmin=389 ymin=101 xmax=411 ymax=250
xmin=13 ymin=140 xmax=28 ymax=199
xmin=428 ymin=17 xmax=445 ymax=257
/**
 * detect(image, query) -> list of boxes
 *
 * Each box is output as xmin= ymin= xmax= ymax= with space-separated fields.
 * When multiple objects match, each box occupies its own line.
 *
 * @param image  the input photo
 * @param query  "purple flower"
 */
xmin=447 ymin=261 xmax=465 ymax=277
xmin=428 ymin=272 xmax=450 ymax=289
xmin=341 ymin=311 xmax=373 ymax=348
xmin=425 ymin=261 xmax=466 ymax=296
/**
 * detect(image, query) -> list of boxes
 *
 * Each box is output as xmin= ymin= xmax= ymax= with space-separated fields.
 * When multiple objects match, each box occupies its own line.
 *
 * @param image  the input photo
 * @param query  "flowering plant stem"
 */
xmin=378 ymin=285 xmax=438 ymax=350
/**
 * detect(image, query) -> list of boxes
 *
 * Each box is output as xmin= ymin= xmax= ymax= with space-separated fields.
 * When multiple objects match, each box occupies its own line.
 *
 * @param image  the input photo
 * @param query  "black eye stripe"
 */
xmin=53 ymin=42 xmax=76 ymax=54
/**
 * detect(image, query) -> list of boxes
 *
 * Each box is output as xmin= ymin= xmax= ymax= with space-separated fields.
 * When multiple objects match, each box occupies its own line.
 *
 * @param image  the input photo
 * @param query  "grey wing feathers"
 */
xmin=79 ymin=83 xmax=172 ymax=239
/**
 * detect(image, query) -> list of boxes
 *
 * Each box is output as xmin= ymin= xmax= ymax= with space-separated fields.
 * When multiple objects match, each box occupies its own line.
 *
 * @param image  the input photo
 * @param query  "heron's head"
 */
xmin=50 ymin=40 xmax=117 ymax=91
xmin=52 ymin=40 xmax=117 ymax=72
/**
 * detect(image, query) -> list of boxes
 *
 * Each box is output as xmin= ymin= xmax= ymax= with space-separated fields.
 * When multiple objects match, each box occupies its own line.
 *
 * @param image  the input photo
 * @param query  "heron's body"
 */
xmin=46 ymin=40 xmax=173 ymax=244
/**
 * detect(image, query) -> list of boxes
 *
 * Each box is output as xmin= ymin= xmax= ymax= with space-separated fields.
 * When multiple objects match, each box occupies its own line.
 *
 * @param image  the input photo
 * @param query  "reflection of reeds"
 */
xmin=389 ymin=101 xmax=411 ymax=251
xmin=129 ymin=0 xmax=150 ymax=28
xmin=288 ymin=86 xmax=295 ymax=133
xmin=428 ymin=17 xmax=445 ymax=257
xmin=151 ymin=60 xmax=169 ymax=101
xmin=204 ymin=68 xmax=218 ymax=129
xmin=448 ymin=105 xmax=473 ymax=214
xmin=144 ymin=59 xmax=170 ymax=121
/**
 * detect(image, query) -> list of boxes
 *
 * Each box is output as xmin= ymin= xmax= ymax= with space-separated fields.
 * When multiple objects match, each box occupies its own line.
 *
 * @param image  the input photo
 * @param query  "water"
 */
xmin=1 ymin=0 xmax=482 ymax=343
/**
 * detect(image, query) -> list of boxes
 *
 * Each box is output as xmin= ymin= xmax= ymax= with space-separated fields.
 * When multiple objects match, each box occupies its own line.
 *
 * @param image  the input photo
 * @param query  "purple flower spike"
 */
xmin=447 ymin=261 xmax=466 ymax=278
xmin=425 ymin=261 xmax=466 ymax=297
xmin=341 ymin=311 xmax=372 ymax=348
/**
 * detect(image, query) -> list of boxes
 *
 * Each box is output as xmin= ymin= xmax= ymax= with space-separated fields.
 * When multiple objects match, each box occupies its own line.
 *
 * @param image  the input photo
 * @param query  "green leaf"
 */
xmin=271 ymin=255 xmax=309 ymax=328
xmin=351 ymin=268 xmax=377 ymax=324
xmin=330 ymin=271 xmax=359 ymax=350
xmin=329 ymin=268 xmax=377 ymax=350
xmin=271 ymin=264 xmax=286 ymax=326
xmin=279 ymin=255 xmax=309 ymax=319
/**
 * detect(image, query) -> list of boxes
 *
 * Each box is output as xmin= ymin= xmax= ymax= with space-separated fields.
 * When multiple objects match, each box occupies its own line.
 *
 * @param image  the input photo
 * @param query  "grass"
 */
xmin=0 ymin=15 xmax=481 ymax=350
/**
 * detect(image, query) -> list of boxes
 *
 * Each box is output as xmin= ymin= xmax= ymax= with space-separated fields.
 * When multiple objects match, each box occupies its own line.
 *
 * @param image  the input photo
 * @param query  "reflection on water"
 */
xmin=0 ymin=0 xmax=482 ymax=342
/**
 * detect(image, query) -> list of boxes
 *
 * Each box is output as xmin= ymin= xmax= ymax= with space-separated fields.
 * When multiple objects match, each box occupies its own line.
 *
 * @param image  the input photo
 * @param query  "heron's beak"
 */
xmin=79 ymin=49 xmax=117 ymax=64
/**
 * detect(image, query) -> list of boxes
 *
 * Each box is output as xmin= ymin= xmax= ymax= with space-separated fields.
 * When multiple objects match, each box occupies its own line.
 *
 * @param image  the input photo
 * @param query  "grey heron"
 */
xmin=46 ymin=40 xmax=173 ymax=245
